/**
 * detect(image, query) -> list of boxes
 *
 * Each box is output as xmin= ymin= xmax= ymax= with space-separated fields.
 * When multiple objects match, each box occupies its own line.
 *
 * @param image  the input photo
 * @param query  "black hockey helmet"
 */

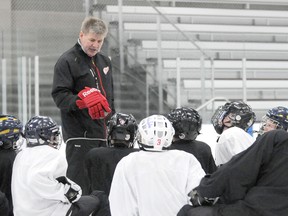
xmin=0 ymin=114 xmax=23 ymax=150
xmin=24 ymin=115 xmax=61 ymax=149
xmin=211 ymin=101 xmax=256 ymax=135
xmin=167 ymin=107 xmax=202 ymax=141
xmin=107 ymin=113 xmax=138 ymax=148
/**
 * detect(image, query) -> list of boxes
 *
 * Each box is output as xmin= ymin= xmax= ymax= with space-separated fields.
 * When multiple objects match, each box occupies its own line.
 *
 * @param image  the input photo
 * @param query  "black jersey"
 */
xmin=170 ymin=140 xmax=217 ymax=174
xmin=0 ymin=149 xmax=16 ymax=216
xmin=0 ymin=191 xmax=9 ymax=216
xmin=85 ymin=147 xmax=139 ymax=195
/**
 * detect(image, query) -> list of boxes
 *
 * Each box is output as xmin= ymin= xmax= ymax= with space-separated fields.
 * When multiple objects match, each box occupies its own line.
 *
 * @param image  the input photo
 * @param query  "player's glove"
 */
xmin=76 ymin=87 xmax=111 ymax=119
xmin=188 ymin=189 xmax=218 ymax=207
xmin=56 ymin=176 xmax=82 ymax=203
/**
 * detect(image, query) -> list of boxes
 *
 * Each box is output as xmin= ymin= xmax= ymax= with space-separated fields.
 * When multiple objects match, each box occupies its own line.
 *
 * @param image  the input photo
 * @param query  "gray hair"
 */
xmin=80 ymin=16 xmax=108 ymax=36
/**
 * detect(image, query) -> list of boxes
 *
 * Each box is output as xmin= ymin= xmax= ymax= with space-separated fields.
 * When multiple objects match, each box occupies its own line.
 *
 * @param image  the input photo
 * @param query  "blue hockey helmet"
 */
xmin=24 ymin=116 xmax=61 ymax=149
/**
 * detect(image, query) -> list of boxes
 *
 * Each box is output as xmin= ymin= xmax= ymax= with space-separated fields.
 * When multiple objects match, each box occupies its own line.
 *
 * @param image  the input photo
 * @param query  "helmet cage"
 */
xmin=259 ymin=115 xmax=282 ymax=135
xmin=266 ymin=106 xmax=288 ymax=131
xmin=137 ymin=115 xmax=175 ymax=151
xmin=211 ymin=105 xmax=228 ymax=134
xmin=259 ymin=106 xmax=288 ymax=134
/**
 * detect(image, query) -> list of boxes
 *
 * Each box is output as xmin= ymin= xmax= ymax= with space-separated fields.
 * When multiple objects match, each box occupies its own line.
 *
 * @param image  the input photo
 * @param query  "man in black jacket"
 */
xmin=178 ymin=129 xmax=288 ymax=216
xmin=51 ymin=16 xmax=115 ymax=194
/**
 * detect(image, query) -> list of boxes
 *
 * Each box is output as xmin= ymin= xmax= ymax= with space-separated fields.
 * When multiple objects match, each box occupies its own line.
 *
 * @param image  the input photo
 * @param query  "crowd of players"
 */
xmin=1 ymin=102 xmax=288 ymax=216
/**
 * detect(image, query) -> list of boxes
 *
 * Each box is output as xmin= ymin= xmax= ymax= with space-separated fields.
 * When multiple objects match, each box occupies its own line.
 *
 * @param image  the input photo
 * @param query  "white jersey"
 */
xmin=215 ymin=126 xmax=255 ymax=166
xmin=12 ymin=145 xmax=71 ymax=216
xmin=109 ymin=150 xmax=205 ymax=216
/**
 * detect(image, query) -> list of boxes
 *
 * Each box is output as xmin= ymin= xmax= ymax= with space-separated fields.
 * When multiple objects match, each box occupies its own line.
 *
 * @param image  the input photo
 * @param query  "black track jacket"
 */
xmin=52 ymin=42 xmax=115 ymax=141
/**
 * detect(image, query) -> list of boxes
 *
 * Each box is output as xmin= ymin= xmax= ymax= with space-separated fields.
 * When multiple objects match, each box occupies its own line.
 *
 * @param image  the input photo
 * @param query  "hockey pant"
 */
xmin=66 ymin=138 xmax=106 ymax=195
xmin=0 ymin=191 xmax=9 ymax=216
xmin=66 ymin=190 xmax=111 ymax=216
xmin=177 ymin=202 xmax=258 ymax=216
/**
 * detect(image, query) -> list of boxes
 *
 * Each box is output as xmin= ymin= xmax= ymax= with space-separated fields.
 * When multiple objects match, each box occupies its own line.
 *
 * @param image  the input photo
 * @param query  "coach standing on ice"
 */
xmin=51 ymin=16 xmax=115 ymax=194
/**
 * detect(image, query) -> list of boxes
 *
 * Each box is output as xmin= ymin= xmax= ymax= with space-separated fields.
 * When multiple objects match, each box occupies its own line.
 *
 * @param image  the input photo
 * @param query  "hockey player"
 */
xmin=167 ymin=107 xmax=217 ymax=174
xmin=0 ymin=114 xmax=23 ymax=216
xmin=178 ymin=129 xmax=288 ymax=216
xmin=258 ymin=106 xmax=288 ymax=135
xmin=85 ymin=112 xmax=139 ymax=195
xmin=11 ymin=115 xmax=110 ymax=216
xmin=211 ymin=101 xmax=256 ymax=166
xmin=109 ymin=115 xmax=206 ymax=216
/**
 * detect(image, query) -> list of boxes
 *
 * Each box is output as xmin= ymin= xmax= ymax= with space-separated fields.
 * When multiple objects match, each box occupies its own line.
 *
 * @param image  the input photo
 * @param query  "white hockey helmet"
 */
xmin=136 ymin=115 xmax=175 ymax=151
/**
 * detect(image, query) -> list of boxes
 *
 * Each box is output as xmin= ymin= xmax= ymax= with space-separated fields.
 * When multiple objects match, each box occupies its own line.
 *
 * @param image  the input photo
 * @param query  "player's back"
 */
xmin=170 ymin=139 xmax=217 ymax=174
xmin=85 ymin=146 xmax=139 ymax=195
xmin=109 ymin=149 xmax=205 ymax=216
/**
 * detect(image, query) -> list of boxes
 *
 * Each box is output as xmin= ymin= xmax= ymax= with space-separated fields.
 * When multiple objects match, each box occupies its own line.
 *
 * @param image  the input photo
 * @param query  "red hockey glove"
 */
xmin=76 ymin=87 xmax=111 ymax=119
xmin=76 ymin=87 xmax=101 ymax=108
xmin=75 ymin=99 xmax=86 ymax=109
xmin=88 ymin=103 xmax=104 ymax=119
xmin=88 ymin=96 xmax=111 ymax=119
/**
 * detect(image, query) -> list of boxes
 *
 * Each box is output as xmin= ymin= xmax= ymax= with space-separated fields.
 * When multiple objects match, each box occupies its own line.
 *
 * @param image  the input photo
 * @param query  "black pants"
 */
xmin=177 ymin=205 xmax=215 ymax=216
xmin=0 ymin=191 xmax=9 ymax=216
xmin=66 ymin=139 xmax=106 ymax=195
xmin=177 ymin=203 xmax=258 ymax=216
xmin=68 ymin=195 xmax=99 ymax=216
xmin=67 ymin=190 xmax=110 ymax=216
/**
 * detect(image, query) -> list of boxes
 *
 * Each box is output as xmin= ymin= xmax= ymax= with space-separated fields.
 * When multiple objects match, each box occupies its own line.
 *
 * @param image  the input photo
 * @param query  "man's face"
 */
xmin=79 ymin=30 xmax=105 ymax=57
